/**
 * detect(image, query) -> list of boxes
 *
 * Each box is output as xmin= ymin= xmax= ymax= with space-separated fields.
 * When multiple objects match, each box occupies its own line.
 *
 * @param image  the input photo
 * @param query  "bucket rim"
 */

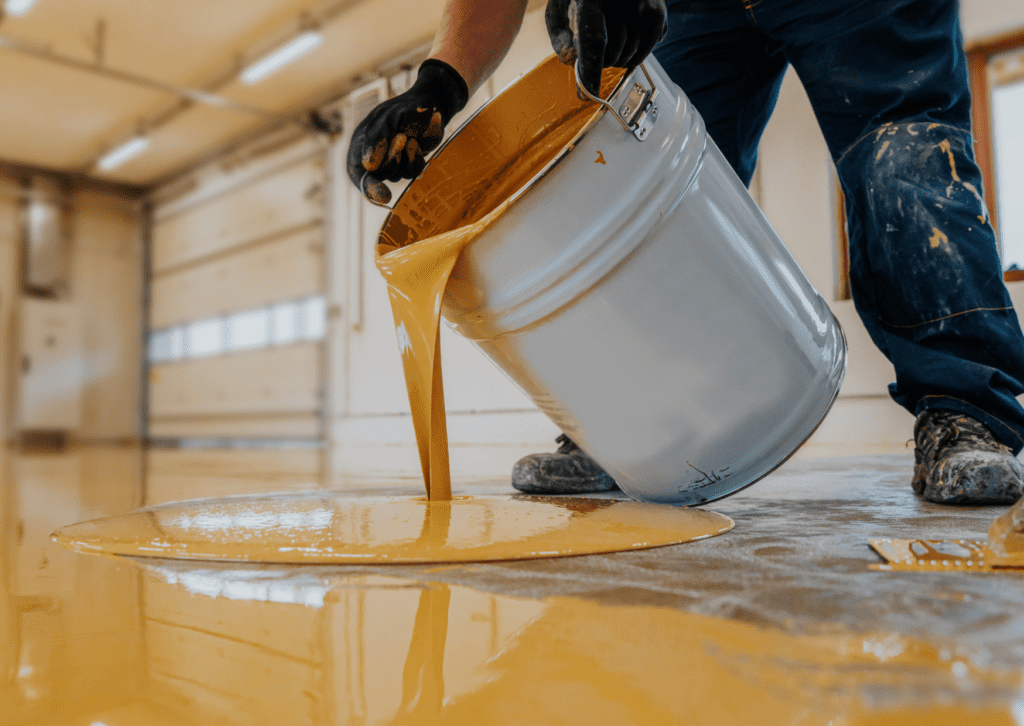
xmin=377 ymin=55 xmax=632 ymax=248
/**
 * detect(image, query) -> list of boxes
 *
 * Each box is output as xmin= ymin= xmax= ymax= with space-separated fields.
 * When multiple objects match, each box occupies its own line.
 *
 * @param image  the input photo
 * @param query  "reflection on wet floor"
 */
xmin=4 ymin=447 xmax=1024 ymax=725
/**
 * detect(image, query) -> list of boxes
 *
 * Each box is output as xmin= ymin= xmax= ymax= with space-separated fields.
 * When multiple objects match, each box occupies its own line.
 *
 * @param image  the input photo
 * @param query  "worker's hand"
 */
xmin=346 ymin=59 xmax=469 ymax=205
xmin=546 ymin=0 xmax=667 ymax=99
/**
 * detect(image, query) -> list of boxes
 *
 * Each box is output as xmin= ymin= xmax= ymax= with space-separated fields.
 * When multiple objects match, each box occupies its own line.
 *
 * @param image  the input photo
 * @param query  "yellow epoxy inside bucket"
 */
xmin=376 ymin=59 xmax=624 ymax=501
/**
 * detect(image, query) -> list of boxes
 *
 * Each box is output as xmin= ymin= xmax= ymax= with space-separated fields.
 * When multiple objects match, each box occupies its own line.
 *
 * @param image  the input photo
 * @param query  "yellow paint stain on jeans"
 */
xmin=876 ymin=140 xmax=891 ymax=160
xmin=938 ymin=139 xmax=961 ymax=182
xmin=930 ymin=227 xmax=950 ymax=250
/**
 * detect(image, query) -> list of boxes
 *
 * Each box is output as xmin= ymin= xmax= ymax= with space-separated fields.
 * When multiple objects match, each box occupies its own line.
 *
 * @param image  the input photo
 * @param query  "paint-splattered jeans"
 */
xmin=655 ymin=0 xmax=1024 ymax=453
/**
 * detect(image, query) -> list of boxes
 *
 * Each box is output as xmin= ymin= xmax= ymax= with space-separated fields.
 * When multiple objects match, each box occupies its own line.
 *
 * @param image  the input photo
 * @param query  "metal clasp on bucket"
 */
xmin=575 ymin=61 xmax=659 ymax=141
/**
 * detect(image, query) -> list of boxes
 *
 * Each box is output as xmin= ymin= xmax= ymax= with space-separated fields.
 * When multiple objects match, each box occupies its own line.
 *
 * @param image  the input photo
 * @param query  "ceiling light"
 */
xmin=4 ymin=0 xmax=38 ymax=16
xmin=97 ymin=136 xmax=148 ymax=171
xmin=240 ymin=30 xmax=321 ymax=84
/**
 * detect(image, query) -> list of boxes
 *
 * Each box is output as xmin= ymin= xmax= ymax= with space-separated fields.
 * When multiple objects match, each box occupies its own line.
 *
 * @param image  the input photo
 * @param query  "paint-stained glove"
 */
xmin=546 ymin=0 xmax=668 ymax=99
xmin=346 ymin=59 xmax=469 ymax=205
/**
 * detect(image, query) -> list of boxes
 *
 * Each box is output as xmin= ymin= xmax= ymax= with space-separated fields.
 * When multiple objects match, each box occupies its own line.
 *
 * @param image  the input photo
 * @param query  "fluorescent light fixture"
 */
xmin=241 ymin=30 xmax=321 ymax=84
xmin=4 ymin=0 xmax=38 ymax=16
xmin=97 ymin=136 xmax=148 ymax=171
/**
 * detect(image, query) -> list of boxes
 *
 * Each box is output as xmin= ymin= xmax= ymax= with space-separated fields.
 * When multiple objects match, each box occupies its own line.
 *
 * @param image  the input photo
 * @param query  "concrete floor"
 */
xmin=3 ymin=447 xmax=1024 ymax=725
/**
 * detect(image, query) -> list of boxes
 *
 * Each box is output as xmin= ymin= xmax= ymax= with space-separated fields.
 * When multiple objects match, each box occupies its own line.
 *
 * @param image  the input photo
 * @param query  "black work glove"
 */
xmin=346 ymin=59 xmax=469 ymax=204
xmin=546 ymin=0 xmax=668 ymax=98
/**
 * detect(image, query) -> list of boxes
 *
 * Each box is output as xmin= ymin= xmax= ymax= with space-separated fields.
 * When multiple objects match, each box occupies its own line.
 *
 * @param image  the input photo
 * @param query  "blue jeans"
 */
xmin=655 ymin=0 xmax=1024 ymax=453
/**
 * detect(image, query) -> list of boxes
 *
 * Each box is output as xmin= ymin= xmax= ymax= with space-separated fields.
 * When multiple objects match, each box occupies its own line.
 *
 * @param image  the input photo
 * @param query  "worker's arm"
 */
xmin=347 ymin=0 xmax=528 ymax=204
xmin=429 ymin=0 xmax=530 ymax=97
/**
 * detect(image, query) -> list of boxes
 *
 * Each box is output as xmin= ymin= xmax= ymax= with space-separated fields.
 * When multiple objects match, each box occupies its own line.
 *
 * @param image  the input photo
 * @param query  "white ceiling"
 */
xmin=0 ymin=0 xmax=450 ymax=186
xmin=10 ymin=0 xmax=1006 ymax=191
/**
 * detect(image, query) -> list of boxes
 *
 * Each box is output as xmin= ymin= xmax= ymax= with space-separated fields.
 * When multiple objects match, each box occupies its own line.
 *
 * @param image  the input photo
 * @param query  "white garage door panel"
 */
xmin=148 ymin=342 xmax=321 ymax=418
xmin=152 ymin=156 xmax=325 ymax=273
xmin=151 ymin=227 xmax=323 ymax=328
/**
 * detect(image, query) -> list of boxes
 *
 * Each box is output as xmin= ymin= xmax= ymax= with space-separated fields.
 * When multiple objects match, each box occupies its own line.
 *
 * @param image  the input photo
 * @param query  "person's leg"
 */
xmin=655 ymin=0 xmax=788 ymax=185
xmin=513 ymin=1 xmax=790 ymax=494
xmin=756 ymin=0 xmax=1024 ymax=502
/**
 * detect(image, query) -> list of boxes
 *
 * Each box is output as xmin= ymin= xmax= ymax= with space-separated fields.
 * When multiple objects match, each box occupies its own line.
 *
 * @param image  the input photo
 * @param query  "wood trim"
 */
xmin=967 ymin=49 xmax=999 ymax=238
xmin=833 ymin=174 xmax=851 ymax=301
xmin=965 ymin=27 xmax=1024 ymax=58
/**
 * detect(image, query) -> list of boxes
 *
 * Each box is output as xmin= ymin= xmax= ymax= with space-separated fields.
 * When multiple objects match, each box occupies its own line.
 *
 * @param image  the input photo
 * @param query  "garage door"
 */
xmin=147 ymin=134 xmax=327 ymax=440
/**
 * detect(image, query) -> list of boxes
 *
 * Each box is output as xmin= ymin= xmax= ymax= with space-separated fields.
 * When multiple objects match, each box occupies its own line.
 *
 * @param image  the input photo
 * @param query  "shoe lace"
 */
xmin=555 ymin=433 xmax=580 ymax=455
xmin=920 ymin=410 xmax=1001 ymax=455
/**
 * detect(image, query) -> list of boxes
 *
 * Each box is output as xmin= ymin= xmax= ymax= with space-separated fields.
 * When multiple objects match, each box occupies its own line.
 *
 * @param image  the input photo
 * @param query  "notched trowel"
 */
xmin=869 ymin=497 xmax=1024 ymax=573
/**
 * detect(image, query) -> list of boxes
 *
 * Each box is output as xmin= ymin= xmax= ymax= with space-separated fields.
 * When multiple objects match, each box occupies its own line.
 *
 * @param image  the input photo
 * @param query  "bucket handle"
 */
xmin=574 ymin=60 xmax=659 ymax=141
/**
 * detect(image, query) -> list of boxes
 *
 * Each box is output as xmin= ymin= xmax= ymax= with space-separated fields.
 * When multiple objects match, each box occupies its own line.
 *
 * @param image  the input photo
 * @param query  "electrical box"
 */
xmin=19 ymin=298 xmax=84 ymax=431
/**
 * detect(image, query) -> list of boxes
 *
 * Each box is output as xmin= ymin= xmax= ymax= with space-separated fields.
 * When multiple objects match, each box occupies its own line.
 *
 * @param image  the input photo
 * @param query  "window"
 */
xmin=272 ymin=301 xmax=299 ymax=344
xmin=967 ymin=27 xmax=1024 ymax=281
xmin=228 ymin=310 xmax=270 ymax=349
xmin=990 ymin=54 xmax=1024 ymax=272
xmin=186 ymin=318 xmax=224 ymax=357
xmin=299 ymin=296 xmax=326 ymax=339
xmin=147 ymin=295 xmax=326 ymax=363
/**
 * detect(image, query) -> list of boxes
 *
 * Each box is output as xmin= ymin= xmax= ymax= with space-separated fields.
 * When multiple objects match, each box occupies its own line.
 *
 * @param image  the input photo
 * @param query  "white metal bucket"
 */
xmin=378 ymin=55 xmax=846 ymax=505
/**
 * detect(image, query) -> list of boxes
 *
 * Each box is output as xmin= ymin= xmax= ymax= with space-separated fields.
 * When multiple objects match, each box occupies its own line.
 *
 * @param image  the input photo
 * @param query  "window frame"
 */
xmin=966 ymin=26 xmax=1024 ymax=283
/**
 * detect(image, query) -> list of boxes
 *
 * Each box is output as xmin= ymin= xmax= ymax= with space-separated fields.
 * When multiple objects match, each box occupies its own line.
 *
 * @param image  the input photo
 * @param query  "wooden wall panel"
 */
xmin=152 ymin=156 xmax=325 ymax=273
xmin=150 ymin=226 xmax=323 ymax=328
xmin=148 ymin=342 xmax=321 ymax=418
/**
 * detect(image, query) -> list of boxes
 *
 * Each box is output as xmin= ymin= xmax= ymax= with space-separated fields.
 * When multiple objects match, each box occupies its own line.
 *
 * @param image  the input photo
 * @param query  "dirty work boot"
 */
xmin=912 ymin=409 xmax=1024 ymax=504
xmin=511 ymin=434 xmax=619 ymax=494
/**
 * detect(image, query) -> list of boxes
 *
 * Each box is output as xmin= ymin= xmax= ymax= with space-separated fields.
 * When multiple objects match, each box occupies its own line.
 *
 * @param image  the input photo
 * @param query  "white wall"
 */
xmin=961 ymin=0 xmax=1024 ymax=40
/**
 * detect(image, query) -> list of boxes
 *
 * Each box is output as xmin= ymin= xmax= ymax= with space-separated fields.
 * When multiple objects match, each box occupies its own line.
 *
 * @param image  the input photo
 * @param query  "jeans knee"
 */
xmin=839 ymin=121 xmax=1005 ymax=324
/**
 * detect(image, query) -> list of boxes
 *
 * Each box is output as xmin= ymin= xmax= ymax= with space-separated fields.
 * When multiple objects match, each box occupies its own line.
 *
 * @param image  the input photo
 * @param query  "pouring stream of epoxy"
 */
xmin=373 ymin=63 xmax=622 ymax=501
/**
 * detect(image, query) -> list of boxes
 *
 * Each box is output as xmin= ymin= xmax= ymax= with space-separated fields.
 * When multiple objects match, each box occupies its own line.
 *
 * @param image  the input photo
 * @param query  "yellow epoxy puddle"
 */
xmin=52 ymin=492 xmax=733 ymax=564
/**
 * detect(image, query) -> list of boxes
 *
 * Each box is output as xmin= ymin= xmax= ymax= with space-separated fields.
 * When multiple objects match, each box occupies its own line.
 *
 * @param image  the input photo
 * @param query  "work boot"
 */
xmin=511 ymin=434 xmax=619 ymax=494
xmin=912 ymin=409 xmax=1024 ymax=504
